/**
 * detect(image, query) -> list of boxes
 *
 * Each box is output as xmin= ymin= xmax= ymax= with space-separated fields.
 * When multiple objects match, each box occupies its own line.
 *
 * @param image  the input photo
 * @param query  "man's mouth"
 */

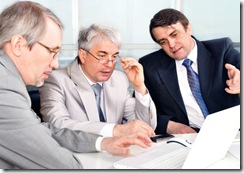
xmin=43 ymin=71 xmax=52 ymax=78
xmin=172 ymin=47 xmax=181 ymax=55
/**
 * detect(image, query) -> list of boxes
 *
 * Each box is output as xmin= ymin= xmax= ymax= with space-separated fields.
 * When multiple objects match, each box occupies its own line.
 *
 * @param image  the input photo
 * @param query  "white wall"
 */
xmin=0 ymin=0 xmax=240 ymax=67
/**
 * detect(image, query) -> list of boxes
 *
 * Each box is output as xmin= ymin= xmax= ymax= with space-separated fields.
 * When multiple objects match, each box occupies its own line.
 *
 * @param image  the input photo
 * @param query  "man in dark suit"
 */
xmin=139 ymin=8 xmax=240 ymax=135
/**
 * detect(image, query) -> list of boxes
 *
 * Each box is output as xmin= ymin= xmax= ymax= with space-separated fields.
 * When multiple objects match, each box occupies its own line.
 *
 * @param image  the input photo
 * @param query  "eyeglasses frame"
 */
xmin=37 ymin=42 xmax=60 ymax=59
xmin=81 ymin=48 xmax=120 ymax=64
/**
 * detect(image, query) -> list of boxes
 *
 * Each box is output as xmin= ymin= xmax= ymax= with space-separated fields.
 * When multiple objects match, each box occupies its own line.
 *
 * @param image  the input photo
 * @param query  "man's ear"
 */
xmin=10 ymin=35 xmax=26 ymax=57
xmin=186 ymin=23 xmax=192 ymax=36
xmin=78 ymin=49 xmax=86 ymax=64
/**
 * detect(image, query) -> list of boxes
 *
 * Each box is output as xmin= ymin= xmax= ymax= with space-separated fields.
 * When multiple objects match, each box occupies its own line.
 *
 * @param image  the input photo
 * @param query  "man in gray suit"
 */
xmin=0 ymin=1 xmax=152 ymax=169
xmin=40 ymin=24 xmax=157 ymax=137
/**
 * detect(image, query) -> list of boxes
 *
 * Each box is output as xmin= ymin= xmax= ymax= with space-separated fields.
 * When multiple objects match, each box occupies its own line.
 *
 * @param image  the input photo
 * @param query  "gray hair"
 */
xmin=77 ymin=24 xmax=121 ymax=51
xmin=0 ymin=1 xmax=63 ymax=48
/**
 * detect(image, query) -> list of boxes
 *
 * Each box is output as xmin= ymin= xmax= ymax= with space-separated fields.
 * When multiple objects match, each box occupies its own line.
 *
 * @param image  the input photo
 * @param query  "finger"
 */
xmin=226 ymin=64 xmax=239 ymax=82
xmin=228 ymin=86 xmax=239 ymax=92
xmin=226 ymin=79 xmax=233 ymax=87
xmin=225 ymin=64 xmax=235 ymax=77
xmin=140 ymin=122 xmax=155 ymax=135
xmin=226 ymin=82 xmax=239 ymax=90
xmin=130 ymin=126 xmax=150 ymax=137
xmin=141 ymin=125 xmax=155 ymax=136
xmin=225 ymin=88 xmax=232 ymax=94
xmin=120 ymin=61 xmax=133 ymax=70
xmin=225 ymin=87 xmax=239 ymax=94
xmin=133 ymin=121 xmax=155 ymax=136
xmin=225 ymin=63 xmax=235 ymax=71
xmin=120 ymin=58 xmax=131 ymax=66
xmin=119 ymin=60 xmax=127 ymax=69
xmin=112 ymin=146 xmax=131 ymax=155
xmin=231 ymin=72 xmax=240 ymax=84
xmin=226 ymin=77 xmax=239 ymax=87
xmin=125 ymin=62 xmax=138 ymax=70
xmin=120 ymin=58 xmax=141 ymax=70
xmin=134 ymin=132 xmax=153 ymax=145
xmin=144 ymin=125 xmax=156 ymax=136
xmin=131 ymin=136 xmax=152 ymax=148
xmin=120 ymin=57 xmax=134 ymax=65
xmin=135 ymin=137 xmax=152 ymax=148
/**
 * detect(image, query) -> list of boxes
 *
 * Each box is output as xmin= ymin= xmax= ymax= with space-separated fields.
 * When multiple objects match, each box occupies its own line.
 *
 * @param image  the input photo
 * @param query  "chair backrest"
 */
xmin=28 ymin=89 xmax=43 ymax=122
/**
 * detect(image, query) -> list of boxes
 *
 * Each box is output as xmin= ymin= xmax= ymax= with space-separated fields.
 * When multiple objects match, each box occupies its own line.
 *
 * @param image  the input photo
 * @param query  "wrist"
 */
xmin=100 ymin=137 xmax=109 ymax=151
xmin=113 ymin=124 xmax=122 ymax=137
xmin=134 ymin=85 xmax=147 ymax=95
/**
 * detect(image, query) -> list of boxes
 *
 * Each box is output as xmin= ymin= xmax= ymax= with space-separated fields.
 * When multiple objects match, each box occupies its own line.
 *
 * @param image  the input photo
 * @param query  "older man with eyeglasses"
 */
xmin=0 ymin=2 xmax=155 ymax=169
xmin=39 ymin=24 xmax=157 ymax=138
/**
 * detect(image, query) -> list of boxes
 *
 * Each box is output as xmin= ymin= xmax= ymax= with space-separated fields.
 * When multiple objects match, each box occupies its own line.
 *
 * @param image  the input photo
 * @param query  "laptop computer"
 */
xmin=113 ymin=105 xmax=240 ymax=169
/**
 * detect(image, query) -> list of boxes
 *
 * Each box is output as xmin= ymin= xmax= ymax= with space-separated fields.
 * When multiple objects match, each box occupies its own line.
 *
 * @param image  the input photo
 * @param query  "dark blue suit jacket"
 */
xmin=139 ymin=37 xmax=240 ymax=134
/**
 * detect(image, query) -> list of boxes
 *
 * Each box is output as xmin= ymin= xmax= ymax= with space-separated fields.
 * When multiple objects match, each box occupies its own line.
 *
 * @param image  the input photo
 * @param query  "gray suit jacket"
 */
xmin=39 ymin=59 xmax=156 ymax=135
xmin=0 ymin=50 xmax=99 ymax=169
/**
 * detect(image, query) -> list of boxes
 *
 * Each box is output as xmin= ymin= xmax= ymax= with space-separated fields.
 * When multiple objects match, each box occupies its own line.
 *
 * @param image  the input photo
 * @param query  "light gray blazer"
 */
xmin=40 ymin=59 xmax=156 ymax=135
xmin=0 ymin=50 xmax=99 ymax=169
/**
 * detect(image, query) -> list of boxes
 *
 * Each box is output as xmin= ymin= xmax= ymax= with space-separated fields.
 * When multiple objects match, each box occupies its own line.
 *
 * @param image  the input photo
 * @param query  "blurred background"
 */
xmin=0 ymin=0 xmax=240 ymax=71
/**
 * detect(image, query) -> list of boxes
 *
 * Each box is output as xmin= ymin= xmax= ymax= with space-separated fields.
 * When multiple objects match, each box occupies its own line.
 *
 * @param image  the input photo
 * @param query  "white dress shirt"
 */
xmin=175 ymin=39 xmax=205 ymax=128
xmin=79 ymin=67 xmax=153 ymax=150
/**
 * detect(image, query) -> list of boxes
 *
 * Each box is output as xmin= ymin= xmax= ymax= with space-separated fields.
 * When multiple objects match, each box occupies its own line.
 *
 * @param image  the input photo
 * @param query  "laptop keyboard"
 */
xmin=141 ymin=147 xmax=190 ymax=169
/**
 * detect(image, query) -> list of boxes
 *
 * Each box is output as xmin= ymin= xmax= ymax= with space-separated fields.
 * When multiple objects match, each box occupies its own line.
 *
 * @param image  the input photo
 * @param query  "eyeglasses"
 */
xmin=82 ymin=49 xmax=120 ymax=65
xmin=37 ymin=42 xmax=60 ymax=59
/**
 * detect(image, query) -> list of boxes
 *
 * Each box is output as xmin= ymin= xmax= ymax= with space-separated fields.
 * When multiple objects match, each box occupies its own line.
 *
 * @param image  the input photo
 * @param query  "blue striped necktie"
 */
xmin=182 ymin=58 xmax=209 ymax=118
xmin=91 ymin=83 xmax=106 ymax=122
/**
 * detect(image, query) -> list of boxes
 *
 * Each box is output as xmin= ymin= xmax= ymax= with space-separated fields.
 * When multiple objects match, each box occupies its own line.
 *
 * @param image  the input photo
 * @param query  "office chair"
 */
xmin=28 ymin=89 xmax=43 ymax=122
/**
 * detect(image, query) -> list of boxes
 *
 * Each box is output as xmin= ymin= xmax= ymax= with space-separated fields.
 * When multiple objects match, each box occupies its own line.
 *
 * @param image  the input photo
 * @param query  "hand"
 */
xmin=100 ymin=132 xmax=152 ymax=155
xmin=120 ymin=57 xmax=147 ymax=95
xmin=113 ymin=120 xmax=155 ymax=137
xmin=167 ymin=121 xmax=197 ymax=134
xmin=225 ymin=63 xmax=240 ymax=95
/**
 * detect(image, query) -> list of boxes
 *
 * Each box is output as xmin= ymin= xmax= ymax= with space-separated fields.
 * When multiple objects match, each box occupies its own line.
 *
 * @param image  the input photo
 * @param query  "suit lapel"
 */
xmin=103 ymin=76 xmax=117 ymax=123
xmin=156 ymin=40 xmax=215 ymax=114
xmin=196 ymin=40 xmax=215 ymax=104
xmin=67 ymin=60 xmax=100 ymax=122
xmin=156 ymin=58 xmax=187 ymax=114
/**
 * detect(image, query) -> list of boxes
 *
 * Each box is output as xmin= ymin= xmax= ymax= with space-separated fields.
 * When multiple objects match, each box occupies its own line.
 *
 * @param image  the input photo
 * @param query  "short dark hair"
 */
xmin=149 ymin=8 xmax=189 ymax=43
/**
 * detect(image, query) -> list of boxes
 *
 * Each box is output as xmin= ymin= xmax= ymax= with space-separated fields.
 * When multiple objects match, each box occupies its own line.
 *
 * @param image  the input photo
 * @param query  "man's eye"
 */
xmin=99 ymin=55 xmax=106 ymax=58
xmin=159 ymin=41 xmax=166 ymax=45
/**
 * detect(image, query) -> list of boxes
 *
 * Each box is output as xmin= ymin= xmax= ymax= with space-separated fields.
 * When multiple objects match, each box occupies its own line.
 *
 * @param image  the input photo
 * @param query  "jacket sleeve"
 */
xmin=45 ymin=123 xmax=99 ymax=153
xmin=0 ymin=65 xmax=85 ymax=169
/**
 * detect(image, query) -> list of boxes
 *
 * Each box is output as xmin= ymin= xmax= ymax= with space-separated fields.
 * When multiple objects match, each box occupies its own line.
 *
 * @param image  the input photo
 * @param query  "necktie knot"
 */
xmin=92 ymin=83 xmax=102 ymax=96
xmin=182 ymin=58 xmax=193 ymax=68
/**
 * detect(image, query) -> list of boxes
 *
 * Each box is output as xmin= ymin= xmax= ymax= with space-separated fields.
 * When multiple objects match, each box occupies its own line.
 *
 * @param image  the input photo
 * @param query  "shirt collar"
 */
xmin=175 ymin=38 xmax=198 ymax=67
xmin=78 ymin=65 xmax=103 ymax=86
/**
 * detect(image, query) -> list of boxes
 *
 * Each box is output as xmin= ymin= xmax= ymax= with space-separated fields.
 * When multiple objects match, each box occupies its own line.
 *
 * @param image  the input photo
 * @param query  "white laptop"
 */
xmin=113 ymin=105 xmax=240 ymax=169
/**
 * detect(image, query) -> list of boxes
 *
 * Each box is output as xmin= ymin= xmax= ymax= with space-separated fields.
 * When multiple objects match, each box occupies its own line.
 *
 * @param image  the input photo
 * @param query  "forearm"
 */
xmin=49 ymin=124 xmax=98 ymax=153
xmin=133 ymin=83 xmax=148 ymax=96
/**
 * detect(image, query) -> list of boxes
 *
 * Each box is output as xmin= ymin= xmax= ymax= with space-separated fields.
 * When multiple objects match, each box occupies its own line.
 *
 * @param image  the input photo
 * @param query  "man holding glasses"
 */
xmin=0 ymin=2 xmax=153 ymax=169
xmin=39 ymin=24 xmax=157 ymax=138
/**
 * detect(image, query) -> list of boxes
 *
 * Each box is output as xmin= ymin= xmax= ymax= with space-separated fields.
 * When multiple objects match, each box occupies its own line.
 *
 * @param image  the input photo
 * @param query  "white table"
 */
xmin=74 ymin=133 xmax=240 ymax=169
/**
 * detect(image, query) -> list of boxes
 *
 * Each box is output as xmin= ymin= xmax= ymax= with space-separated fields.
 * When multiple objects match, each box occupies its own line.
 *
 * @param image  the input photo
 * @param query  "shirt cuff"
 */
xmin=135 ymin=90 xmax=150 ymax=107
xmin=99 ymin=123 xmax=116 ymax=137
xmin=95 ymin=136 xmax=104 ymax=151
